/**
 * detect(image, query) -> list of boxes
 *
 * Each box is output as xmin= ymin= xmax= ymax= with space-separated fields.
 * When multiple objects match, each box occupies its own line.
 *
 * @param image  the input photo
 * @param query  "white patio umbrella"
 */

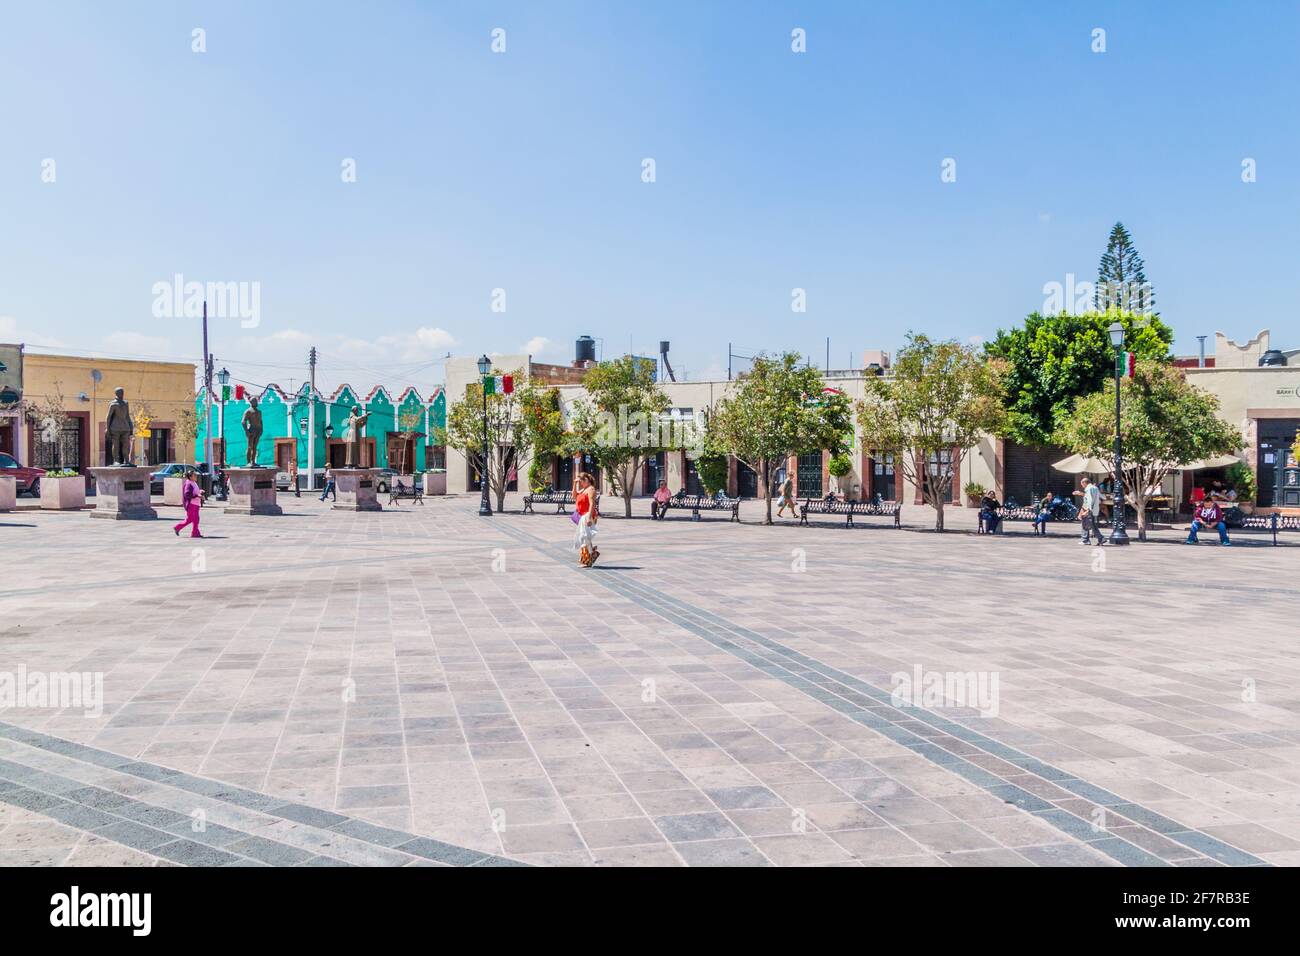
xmin=1181 ymin=453 xmax=1241 ymax=471
xmin=1052 ymin=454 xmax=1111 ymax=474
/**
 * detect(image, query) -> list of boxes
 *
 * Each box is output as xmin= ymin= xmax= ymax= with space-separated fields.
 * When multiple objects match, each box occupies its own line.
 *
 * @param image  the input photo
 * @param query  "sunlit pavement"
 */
xmin=0 ymin=495 xmax=1296 ymax=866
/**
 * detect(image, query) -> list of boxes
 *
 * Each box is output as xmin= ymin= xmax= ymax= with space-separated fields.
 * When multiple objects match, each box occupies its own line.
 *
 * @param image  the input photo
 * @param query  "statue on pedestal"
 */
xmin=242 ymin=396 xmax=263 ymax=466
xmin=105 ymin=387 xmax=132 ymax=466
xmin=343 ymin=405 xmax=369 ymax=468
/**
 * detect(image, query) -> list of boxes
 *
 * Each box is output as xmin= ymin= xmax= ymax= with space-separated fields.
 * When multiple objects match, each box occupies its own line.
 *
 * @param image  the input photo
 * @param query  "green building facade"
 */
xmin=194 ymin=381 xmax=445 ymax=480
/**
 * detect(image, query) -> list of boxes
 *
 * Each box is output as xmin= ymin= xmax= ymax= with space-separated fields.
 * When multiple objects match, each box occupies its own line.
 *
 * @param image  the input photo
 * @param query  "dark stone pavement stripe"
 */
xmin=493 ymin=520 xmax=1269 ymax=868
xmin=0 ymin=720 xmax=524 ymax=867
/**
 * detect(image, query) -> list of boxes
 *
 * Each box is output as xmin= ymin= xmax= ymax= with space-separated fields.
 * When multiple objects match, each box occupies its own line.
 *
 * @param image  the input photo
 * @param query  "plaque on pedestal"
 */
xmin=88 ymin=466 xmax=158 ymax=520
xmin=224 ymin=466 xmax=283 ymax=516
xmin=332 ymin=468 xmax=382 ymax=512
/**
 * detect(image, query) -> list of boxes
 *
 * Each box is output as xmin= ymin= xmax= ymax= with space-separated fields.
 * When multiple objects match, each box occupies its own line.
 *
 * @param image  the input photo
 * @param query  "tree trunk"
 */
xmin=761 ymin=457 xmax=773 ymax=525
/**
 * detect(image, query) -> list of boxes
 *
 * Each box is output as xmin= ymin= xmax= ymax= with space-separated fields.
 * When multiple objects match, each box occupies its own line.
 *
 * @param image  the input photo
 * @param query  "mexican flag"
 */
xmin=483 ymin=374 xmax=514 ymax=395
xmin=1116 ymin=352 xmax=1136 ymax=378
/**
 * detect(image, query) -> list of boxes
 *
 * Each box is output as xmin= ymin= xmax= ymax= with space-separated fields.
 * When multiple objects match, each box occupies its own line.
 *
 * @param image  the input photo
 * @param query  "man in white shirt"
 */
xmin=1079 ymin=476 xmax=1103 ymax=546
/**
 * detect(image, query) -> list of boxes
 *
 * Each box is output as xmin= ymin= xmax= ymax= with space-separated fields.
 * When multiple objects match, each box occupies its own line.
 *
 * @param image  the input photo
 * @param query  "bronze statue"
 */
xmin=105 ymin=387 xmax=132 ymax=466
xmin=343 ymin=405 xmax=369 ymax=468
xmin=241 ymin=395 xmax=263 ymax=466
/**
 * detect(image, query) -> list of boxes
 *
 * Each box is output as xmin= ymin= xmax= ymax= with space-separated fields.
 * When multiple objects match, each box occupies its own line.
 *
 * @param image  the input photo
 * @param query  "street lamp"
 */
xmin=477 ymin=354 xmax=493 ymax=516
xmin=1108 ymin=322 xmax=1130 ymax=545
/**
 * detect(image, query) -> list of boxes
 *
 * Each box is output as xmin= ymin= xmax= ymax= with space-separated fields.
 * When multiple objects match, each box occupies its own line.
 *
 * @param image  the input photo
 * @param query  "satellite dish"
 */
xmin=91 ymin=369 xmax=102 ymax=383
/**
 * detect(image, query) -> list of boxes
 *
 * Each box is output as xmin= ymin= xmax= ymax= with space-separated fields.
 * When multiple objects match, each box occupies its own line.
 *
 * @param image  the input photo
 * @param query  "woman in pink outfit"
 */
xmin=173 ymin=469 xmax=205 ymax=538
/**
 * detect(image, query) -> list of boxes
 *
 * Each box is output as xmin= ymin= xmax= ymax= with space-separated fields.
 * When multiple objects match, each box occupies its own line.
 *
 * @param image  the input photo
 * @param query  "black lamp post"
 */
xmin=477 ymin=354 xmax=493 ymax=517
xmin=215 ymin=367 xmax=231 ymax=498
xmin=1108 ymin=322 xmax=1130 ymax=545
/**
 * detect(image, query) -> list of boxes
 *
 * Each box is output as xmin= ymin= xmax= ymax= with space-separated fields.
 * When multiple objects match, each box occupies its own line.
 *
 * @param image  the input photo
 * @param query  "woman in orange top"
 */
xmin=574 ymin=471 xmax=599 ymax=567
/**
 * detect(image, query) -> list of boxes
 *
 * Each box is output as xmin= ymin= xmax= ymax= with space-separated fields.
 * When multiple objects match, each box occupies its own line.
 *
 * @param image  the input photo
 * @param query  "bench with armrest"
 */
xmin=387 ymin=478 xmax=424 ymax=505
xmin=522 ymin=489 xmax=574 ymax=514
xmin=799 ymin=497 xmax=901 ymax=528
xmin=655 ymin=492 xmax=741 ymax=521
xmin=1231 ymin=511 xmax=1299 ymax=546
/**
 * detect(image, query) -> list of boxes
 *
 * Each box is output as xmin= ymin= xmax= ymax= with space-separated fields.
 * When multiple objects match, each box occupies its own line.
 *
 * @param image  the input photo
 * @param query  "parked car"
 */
xmin=0 ymin=452 xmax=46 ymax=497
xmin=375 ymin=468 xmax=404 ymax=494
xmin=149 ymin=462 xmax=193 ymax=495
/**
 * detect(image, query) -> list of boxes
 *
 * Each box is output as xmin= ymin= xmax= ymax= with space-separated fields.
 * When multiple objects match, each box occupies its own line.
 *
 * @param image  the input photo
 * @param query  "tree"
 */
xmin=566 ymin=356 xmax=672 ymax=517
xmin=857 ymin=334 xmax=1008 ymax=531
xmin=695 ymin=453 xmax=728 ymax=495
xmin=395 ymin=407 xmax=423 ymax=474
xmin=710 ymin=352 xmax=853 ymax=525
xmin=1096 ymin=222 xmax=1154 ymax=312
xmin=984 ymin=310 xmax=1173 ymax=446
xmin=444 ymin=367 xmax=556 ymax=511
xmin=26 ymin=380 xmax=71 ymax=469
xmin=1054 ymin=360 xmax=1242 ymax=541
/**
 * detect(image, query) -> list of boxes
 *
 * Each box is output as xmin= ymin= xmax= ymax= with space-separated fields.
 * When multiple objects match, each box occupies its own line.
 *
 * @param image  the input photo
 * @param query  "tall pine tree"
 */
xmin=1095 ymin=222 xmax=1154 ymax=312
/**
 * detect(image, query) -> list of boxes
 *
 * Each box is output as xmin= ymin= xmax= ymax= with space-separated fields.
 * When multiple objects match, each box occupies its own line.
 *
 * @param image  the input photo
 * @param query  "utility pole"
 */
xmin=308 ymin=346 xmax=318 ymax=490
xmin=202 ymin=300 xmax=214 ymax=492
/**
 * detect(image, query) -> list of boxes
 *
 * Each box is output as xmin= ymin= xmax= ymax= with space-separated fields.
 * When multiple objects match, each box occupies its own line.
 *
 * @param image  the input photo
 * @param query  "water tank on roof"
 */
xmin=1259 ymin=349 xmax=1287 ymax=367
xmin=576 ymin=335 xmax=596 ymax=364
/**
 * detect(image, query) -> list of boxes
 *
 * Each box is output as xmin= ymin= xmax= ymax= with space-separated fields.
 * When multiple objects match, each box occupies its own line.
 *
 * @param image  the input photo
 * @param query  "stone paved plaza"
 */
xmin=0 ymin=495 xmax=1297 ymax=867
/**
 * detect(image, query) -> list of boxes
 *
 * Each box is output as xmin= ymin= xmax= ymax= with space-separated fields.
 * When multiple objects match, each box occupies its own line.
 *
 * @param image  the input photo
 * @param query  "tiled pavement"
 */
xmin=1 ymin=494 xmax=1297 ymax=866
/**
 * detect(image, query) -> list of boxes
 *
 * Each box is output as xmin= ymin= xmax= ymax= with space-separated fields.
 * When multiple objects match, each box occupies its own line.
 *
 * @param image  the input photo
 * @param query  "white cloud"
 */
xmin=0 ymin=314 xmax=66 ymax=348
xmin=520 ymin=336 xmax=555 ymax=357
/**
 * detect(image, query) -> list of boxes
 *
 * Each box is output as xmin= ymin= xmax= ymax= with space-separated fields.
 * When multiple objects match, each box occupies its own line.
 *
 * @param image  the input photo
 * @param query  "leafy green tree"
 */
xmin=857 ymin=333 xmax=1008 ymax=531
xmin=1096 ymin=222 xmax=1154 ymax=311
xmin=695 ymin=453 xmax=729 ymax=496
xmin=984 ymin=310 xmax=1173 ymax=446
xmin=710 ymin=352 xmax=853 ymax=525
xmin=444 ymin=367 xmax=558 ymax=511
xmin=1054 ymin=360 xmax=1242 ymax=540
xmin=566 ymin=356 xmax=672 ymax=517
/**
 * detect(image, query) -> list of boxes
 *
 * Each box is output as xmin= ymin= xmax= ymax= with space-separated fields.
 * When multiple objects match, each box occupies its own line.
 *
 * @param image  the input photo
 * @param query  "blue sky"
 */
xmin=2 ymin=0 xmax=1296 ymax=393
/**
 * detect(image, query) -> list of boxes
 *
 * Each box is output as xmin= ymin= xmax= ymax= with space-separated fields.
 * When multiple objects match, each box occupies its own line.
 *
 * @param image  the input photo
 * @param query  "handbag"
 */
xmin=570 ymin=510 xmax=581 ymax=525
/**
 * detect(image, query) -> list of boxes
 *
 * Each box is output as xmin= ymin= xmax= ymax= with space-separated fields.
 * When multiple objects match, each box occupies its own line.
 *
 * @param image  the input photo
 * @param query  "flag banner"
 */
xmin=221 ymin=385 xmax=231 ymax=401
xmin=235 ymin=384 xmax=246 ymax=400
xmin=502 ymin=374 xmax=514 ymax=395
xmin=483 ymin=375 xmax=496 ymax=395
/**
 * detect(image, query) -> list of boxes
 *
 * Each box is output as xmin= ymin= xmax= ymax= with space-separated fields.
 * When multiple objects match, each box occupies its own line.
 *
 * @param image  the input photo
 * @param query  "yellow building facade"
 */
xmin=15 ymin=350 xmax=197 ymax=472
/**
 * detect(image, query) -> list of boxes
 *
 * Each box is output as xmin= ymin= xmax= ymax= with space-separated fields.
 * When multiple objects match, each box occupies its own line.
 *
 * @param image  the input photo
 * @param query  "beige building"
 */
xmin=13 ymin=349 xmax=197 ymax=473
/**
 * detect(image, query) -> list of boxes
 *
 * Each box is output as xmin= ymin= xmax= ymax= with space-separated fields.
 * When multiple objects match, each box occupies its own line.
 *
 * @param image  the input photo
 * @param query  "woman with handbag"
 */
xmin=573 ymin=471 xmax=599 ymax=567
xmin=173 ymin=468 xmax=206 ymax=538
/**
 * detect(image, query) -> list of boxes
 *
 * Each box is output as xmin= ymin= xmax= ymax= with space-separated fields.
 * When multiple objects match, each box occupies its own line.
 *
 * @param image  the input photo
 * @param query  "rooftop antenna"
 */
xmin=1196 ymin=335 xmax=1207 ymax=368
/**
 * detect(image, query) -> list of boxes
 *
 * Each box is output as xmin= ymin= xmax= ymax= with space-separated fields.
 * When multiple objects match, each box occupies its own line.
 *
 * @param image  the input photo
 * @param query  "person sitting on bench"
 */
xmin=1187 ymin=497 xmax=1231 ymax=546
xmin=978 ymin=492 xmax=1002 ymax=534
xmin=651 ymin=480 xmax=672 ymax=519
xmin=1032 ymin=492 xmax=1056 ymax=536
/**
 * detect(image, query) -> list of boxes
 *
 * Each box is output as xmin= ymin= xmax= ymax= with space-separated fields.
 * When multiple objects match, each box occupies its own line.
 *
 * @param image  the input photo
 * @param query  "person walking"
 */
xmin=1186 ymin=497 xmax=1231 ymax=545
xmin=1079 ymin=476 xmax=1103 ymax=546
xmin=173 ymin=469 xmax=205 ymax=538
xmin=574 ymin=471 xmax=600 ymax=567
xmin=319 ymin=465 xmax=336 ymax=502
xmin=776 ymin=474 xmax=799 ymax=519
xmin=289 ymin=455 xmax=301 ymax=497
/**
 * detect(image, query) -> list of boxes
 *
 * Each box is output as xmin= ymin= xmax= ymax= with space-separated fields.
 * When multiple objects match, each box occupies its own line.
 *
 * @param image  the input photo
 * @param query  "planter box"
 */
xmin=164 ymin=476 xmax=186 ymax=506
xmin=0 ymin=475 xmax=14 ymax=512
xmin=423 ymin=471 xmax=447 ymax=496
xmin=41 ymin=475 xmax=86 ymax=510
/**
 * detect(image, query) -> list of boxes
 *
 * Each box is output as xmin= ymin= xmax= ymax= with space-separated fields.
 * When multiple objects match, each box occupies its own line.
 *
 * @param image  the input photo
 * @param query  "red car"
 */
xmin=0 ymin=452 xmax=46 ymax=497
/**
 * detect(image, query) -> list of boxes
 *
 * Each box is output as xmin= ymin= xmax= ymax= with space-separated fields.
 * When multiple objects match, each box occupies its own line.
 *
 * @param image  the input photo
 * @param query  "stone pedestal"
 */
xmin=224 ymin=467 xmax=283 ymax=516
xmin=423 ymin=471 xmax=447 ymax=496
xmin=332 ymin=468 xmax=382 ymax=512
xmin=163 ymin=476 xmax=186 ymax=507
xmin=0 ymin=475 xmax=14 ymax=512
xmin=88 ymin=466 xmax=157 ymax=520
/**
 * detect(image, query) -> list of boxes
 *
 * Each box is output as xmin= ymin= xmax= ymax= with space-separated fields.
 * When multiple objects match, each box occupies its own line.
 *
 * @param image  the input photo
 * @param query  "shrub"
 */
xmin=963 ymin=481 xmax=986 ymax=499
xmin=1225 ymin=461 xmax=1255 ymax=501
xmin=828 ymin=454 xmax=852 ymax=478
xmin=695 ymin=454 xmax=728 ymax=495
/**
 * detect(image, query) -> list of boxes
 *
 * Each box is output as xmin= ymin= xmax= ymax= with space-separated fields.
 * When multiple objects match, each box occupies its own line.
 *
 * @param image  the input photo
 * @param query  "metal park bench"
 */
xmin=656 ymin=492 xmax=741 ymax=522
xmin=799 ymin=497 xmax=902 ymax=528
xmin=1229 ymin=511 xmax=1299 ymax=546
xmin=388 ymin=478 xmax=424 ymax=506
xmin=522 ymin=489 xmax=574 ymax=514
